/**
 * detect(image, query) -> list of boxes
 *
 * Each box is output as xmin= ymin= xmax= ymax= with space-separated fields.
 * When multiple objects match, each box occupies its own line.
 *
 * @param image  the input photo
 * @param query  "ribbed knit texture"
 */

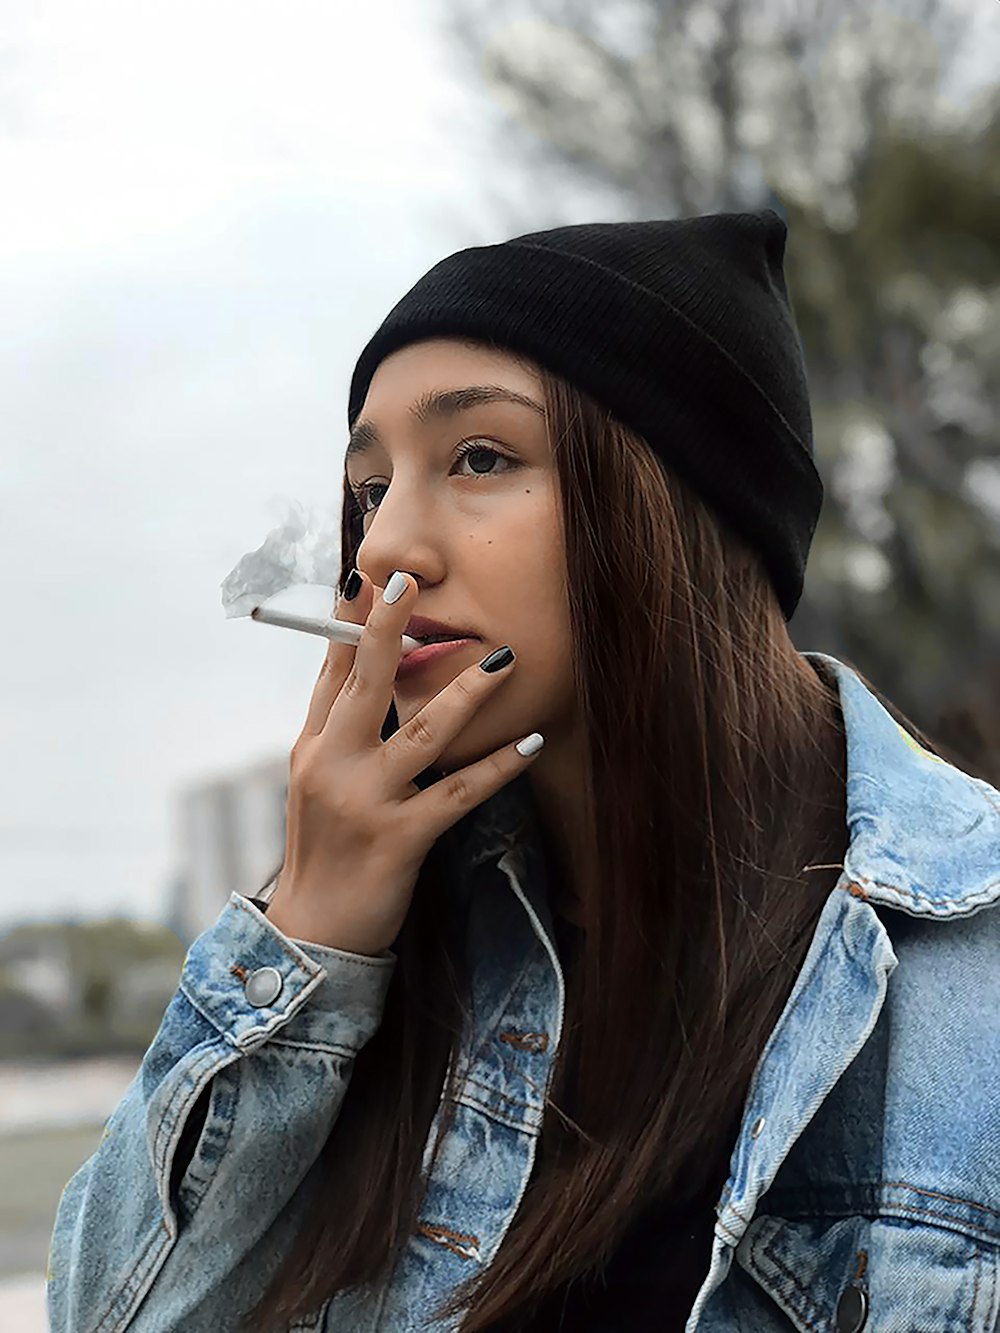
xmin=347 ymin=208 xmax=823 ymax=621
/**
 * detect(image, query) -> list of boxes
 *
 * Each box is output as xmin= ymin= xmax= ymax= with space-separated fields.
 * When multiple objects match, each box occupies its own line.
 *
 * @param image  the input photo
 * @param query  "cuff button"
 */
xmin=245 ymin=966 xmax=283 ymax=1007
xmin=835 ymin=1283 xmax=868 ymax=1332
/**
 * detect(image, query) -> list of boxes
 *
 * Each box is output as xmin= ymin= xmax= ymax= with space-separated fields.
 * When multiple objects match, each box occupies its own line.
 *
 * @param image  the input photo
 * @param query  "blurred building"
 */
xmin=167 ymin=756 xmax=289 ymax=945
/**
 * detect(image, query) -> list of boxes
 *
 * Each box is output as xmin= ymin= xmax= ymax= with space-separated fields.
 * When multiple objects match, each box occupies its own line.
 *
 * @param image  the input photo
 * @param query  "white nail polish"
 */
xmin=515 ymin=733 xmax=545 ymax=757
xmin=383 ymin=571 xmax=408 ymax=604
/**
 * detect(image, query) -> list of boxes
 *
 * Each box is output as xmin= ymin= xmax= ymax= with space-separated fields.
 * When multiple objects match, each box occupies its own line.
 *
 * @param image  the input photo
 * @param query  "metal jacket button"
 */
xmin=244 ymin=966 xmax=283 ymax=1007
xmin=835 ymin=1283 xmax=868 ymax=1332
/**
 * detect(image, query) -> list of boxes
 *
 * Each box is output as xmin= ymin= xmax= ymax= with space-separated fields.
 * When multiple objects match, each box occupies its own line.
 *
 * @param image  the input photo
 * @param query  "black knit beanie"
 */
xmin=347 ymin=207 xmax=823 ymax=622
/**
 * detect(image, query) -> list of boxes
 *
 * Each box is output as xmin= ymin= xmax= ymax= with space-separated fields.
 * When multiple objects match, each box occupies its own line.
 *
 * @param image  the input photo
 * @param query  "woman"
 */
xmin=47 ymin=210 xmax=1000 ymax=1332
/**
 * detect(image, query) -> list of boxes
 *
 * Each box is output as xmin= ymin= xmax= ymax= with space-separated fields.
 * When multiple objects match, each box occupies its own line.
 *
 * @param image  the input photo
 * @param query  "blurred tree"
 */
xmin=785 ymin=105 xmax=1000 ymax=726
xmin=0 ymin=979 xmax=57 ymax=1039
xmin=0 ymin=918 xmax=185 ymax=1059
xmin=442 ymin=0 xmax=1000 ymax=764
xmin=80 ymin=972 xmax=114 ymax=1030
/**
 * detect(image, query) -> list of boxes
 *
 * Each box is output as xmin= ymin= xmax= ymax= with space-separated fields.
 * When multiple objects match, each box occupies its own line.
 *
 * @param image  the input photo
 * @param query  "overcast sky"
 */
xmin=2 ymin=0 xmax=997 ymax=933
xmin=0 ymin=0 xmax=556 ymax=931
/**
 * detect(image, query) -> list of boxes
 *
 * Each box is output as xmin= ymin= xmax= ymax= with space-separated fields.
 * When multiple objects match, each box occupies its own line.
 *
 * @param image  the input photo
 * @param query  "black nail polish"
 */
xmin=344 ymin=569 xmax=362 ymax=601
xmin=480 ymin=645 xmax=515 ymax=673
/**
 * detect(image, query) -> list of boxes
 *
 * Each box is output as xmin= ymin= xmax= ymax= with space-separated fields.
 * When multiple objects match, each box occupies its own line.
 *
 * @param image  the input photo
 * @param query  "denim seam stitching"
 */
xmin=454 ymin=1088 xmax=540 ymax=1135
xmin=175 ymin=1061 xmax=241 ymax=1226
xmin=756 ymin=1225 xmax=827 ymax=1332
xmin=720 ymin=892 xmax=852 ymax=1214
xmin=766 ymin=1179 xmax=1000 ymax=1232
xmin=853 ymin=872 xmax=1000 ymax=914
xmin=94 ymin=1220 xmax=172 ymax=1333
xmin=457 ymin=1072 xmax=540 ymax=1114
xmin=268 ymin=1036 xmax=359 ymax=1057
xmin=152 ymin=1044 xmax=227 ymax=1190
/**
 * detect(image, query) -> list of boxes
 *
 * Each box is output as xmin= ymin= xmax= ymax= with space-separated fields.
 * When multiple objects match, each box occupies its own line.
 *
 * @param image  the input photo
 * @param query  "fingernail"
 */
xmin=343 ymin=569 xmax=362 ymax=601
xmin=383 ymin=570 xmax=408 ymax=604
xmin=480 ymin=645 xmax=515 ymax=673
xmin=515 ymin=733 xmax=544 ymax=757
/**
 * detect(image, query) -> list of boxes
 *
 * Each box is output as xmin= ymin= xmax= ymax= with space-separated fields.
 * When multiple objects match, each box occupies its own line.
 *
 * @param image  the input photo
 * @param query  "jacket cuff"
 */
xmin=179 ymin=893 xmax=396 ymax=1056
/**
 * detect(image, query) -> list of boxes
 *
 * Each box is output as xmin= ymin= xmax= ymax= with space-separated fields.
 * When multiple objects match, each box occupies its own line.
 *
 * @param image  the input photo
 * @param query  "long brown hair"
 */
xmin=242 ymin=348 xmax=943 ymax=1330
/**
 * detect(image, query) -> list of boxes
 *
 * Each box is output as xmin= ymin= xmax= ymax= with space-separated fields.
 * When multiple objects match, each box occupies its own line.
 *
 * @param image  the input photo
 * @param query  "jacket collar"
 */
xmin=810 ymin=651 xmax=1000 ymax=917
xmin=449 ymin=651 xmax=1000 ymax=921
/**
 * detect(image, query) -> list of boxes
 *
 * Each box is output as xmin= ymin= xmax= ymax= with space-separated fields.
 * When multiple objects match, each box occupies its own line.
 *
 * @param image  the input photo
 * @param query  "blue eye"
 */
xmin=350 ymin=440 xmax=519 ymax=515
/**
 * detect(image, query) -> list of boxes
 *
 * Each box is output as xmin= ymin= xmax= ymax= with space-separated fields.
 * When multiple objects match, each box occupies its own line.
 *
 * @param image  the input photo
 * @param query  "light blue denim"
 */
xmin=47 ymin=653 xmax=1000 ymax=1330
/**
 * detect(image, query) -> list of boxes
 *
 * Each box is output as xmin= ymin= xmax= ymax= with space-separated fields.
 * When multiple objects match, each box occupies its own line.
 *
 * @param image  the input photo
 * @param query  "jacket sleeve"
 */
xmin=46 ymin=892 xmax=397 ymax=1332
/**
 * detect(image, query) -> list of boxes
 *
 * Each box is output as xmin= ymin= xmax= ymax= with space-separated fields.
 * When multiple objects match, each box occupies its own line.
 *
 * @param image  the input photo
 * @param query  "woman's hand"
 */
xmin=266 ymin=570 xmax=543 ymax=954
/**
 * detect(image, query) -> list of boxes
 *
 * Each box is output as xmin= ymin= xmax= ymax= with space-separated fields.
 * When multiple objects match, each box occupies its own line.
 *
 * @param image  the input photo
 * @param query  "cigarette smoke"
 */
xmin=220 ymin=499 xmax=343 ymax=618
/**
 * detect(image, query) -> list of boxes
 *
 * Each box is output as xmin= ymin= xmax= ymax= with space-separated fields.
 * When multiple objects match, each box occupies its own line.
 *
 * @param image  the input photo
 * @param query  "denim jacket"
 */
xmin=47 ymin=652 xmax=1000 ymax=1331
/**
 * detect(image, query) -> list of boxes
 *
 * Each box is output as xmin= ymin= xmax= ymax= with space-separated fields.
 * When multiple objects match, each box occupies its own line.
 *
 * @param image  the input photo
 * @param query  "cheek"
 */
xmin=486 ymin=495 xmax=570 ymax=669
xmin=514 ymin=481 xmax=563 ymax=551
xmin=494 ymin=487 xmax=566 ymax=595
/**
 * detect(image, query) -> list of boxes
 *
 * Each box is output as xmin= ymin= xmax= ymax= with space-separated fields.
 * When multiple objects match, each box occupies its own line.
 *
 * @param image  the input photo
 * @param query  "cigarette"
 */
xmin=250 ymin=604 xmax=423 ymax=655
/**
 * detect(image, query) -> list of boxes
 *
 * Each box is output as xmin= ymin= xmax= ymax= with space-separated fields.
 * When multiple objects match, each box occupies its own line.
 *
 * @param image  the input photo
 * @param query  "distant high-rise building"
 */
xmin=168 ymin=756 xmax=288 ymax=944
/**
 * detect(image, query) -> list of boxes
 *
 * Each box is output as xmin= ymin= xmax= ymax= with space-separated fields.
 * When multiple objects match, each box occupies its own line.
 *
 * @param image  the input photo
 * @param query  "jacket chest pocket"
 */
xmin=734 ymin=1213 xmax=1000 ymax=1332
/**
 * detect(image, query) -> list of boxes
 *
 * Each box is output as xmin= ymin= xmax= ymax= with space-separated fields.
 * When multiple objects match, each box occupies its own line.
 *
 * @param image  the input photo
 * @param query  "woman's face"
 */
xmin=346 ymin=337 xmax=576 ymax=776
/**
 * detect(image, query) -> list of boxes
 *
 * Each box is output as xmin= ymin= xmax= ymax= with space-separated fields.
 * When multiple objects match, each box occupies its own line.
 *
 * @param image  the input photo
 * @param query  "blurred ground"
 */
xmin=0 ymin=1056 xmax=139 ymax=1325
xmin=0 ymin=1056 xmax=138 ymax=1136
xmin=0 ymin=1124 xmax=107 ymax=1277
xmin=0 ymin=1274 xmax=47 ymax=1331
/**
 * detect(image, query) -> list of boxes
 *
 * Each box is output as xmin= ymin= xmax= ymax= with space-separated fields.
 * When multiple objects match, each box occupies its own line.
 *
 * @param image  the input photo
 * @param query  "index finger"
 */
xmin=298 ymin=571 xmax=373 ymax=740
xmin=323 ymin=570 xmax=419 ymax=750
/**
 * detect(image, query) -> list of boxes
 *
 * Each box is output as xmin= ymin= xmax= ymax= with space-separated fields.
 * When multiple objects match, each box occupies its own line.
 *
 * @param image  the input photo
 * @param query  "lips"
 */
xmin=404 ymin=614 xmax=480 ymax=644
xmin=396 ymin=636 xmax=478 ymax=678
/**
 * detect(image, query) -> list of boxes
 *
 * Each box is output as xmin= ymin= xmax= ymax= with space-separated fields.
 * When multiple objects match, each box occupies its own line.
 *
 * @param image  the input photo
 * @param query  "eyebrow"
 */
xmin=345 ymin=385 xmax=546 ymax=462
